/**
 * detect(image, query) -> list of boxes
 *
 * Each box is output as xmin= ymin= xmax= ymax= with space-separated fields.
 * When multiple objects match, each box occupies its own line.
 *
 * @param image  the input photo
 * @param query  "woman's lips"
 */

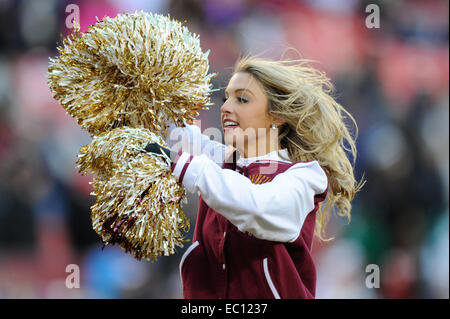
xmin=223 ymin=119 xmax=240 ymax=131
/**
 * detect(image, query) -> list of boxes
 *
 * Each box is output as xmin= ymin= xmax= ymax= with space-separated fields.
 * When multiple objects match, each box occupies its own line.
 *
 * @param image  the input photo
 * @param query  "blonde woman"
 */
xmin=146 ymin=56 xmax=363 ymax=299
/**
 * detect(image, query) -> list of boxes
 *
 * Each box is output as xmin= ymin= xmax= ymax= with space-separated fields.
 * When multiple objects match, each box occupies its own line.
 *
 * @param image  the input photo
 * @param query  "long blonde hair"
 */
xmin=234 ymin=56 xmax=365 ymax=241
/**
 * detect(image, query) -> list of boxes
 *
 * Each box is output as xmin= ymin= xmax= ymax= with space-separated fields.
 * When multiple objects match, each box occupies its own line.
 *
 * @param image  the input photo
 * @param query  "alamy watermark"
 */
xmin=365 ymin=264 xmax=380 ymax=289
xmin=168 ymin=120 xmax=283 ymax=174
xmin=65 ymin=4 xmax=80 ymax=29
xmin=365 ymin=4 xmax=380 ymax=29
xmin=65 ymin=264 xmax=80 ymax=289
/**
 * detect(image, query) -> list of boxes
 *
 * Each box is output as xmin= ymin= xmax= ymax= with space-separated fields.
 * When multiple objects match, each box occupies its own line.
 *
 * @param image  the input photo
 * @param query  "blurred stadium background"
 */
xmin=0 ymin=0 xmax=448 ymax=298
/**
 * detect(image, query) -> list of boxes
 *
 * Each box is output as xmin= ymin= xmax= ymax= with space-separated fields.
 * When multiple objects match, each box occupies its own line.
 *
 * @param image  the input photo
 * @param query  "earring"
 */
xmin=271 ymin=123 xmax=278 ymax=130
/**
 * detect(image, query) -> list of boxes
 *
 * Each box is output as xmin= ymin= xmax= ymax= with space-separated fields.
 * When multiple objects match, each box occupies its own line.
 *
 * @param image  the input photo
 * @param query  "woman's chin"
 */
xmin=224 ymin=136 xmax=237 ymax=148
xmin=223 ymin=137 xmax=234 ymax=147
xmin=223 ymin=129 xmax=234 ymax=141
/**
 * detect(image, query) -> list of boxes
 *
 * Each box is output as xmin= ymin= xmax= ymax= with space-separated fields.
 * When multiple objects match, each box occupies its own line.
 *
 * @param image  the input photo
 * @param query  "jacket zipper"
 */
xmin=263 ymin=258 xmax=281 ymax=299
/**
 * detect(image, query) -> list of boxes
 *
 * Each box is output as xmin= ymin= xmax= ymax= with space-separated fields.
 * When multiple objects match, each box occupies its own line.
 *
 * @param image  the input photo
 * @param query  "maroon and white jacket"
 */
xmin=169 ymin=124 xmax=328 ymax=299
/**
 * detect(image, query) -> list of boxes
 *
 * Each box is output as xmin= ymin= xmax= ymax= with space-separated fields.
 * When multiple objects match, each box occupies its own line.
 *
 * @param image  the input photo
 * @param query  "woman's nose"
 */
xmin=220 ymin=99 xmax=232 ymax=115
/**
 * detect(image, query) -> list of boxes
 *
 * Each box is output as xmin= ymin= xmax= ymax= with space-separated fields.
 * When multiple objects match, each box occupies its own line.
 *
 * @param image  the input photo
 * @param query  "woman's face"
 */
xmin=221 ymin=72 xmax=277 ymax=157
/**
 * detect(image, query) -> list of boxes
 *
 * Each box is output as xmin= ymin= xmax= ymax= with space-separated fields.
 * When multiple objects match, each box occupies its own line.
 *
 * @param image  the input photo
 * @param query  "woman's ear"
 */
xmin=271 ymin=117 xmax=285 ymax=128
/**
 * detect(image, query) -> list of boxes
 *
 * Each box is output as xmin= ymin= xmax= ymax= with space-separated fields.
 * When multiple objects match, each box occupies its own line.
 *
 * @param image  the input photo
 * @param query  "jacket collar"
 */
xmin=236 ymin=149 xmax=291 ymax=167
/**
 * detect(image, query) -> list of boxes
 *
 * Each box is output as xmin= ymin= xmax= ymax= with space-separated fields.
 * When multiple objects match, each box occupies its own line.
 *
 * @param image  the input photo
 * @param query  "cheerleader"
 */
xmin=146 ymin=56 xmax=363 ymax=299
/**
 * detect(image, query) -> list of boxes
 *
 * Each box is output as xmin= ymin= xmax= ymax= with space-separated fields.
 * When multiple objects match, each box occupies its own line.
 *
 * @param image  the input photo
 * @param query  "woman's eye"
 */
xmin=237 ymin=96 xmax=248 ymax=103
xmin=222 ymin=96 xmax=248 ymax=103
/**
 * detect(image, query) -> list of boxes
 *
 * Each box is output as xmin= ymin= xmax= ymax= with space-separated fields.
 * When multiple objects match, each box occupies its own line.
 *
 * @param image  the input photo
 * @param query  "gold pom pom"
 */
xmin=48 ymin=11 xmax=215 ymax=137
xmin=78 ymin=127 xmax=189 ymax=261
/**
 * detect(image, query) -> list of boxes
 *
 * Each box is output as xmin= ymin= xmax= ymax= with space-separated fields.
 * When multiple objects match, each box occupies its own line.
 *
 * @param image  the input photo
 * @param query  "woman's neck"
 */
xmin=241 ymin=139 xmax=281 ymax=158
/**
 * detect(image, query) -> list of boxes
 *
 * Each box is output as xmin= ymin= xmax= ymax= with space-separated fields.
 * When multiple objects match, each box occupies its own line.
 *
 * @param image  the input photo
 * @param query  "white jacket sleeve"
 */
xmin=171 ymin=152 xmax=328 ymax=243
xmin=168 ymin=122 xmax=227 ymax=166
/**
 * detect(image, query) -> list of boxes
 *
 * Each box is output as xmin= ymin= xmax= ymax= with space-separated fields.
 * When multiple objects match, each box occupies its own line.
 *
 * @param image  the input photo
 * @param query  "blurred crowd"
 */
xmin=0 ymin=0 xmax=448 ymax=298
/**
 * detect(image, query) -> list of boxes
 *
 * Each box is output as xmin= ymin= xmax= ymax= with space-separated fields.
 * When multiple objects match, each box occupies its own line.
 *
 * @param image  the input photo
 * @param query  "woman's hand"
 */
xmin=145 ymin=143 xmax=178 ymax=164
